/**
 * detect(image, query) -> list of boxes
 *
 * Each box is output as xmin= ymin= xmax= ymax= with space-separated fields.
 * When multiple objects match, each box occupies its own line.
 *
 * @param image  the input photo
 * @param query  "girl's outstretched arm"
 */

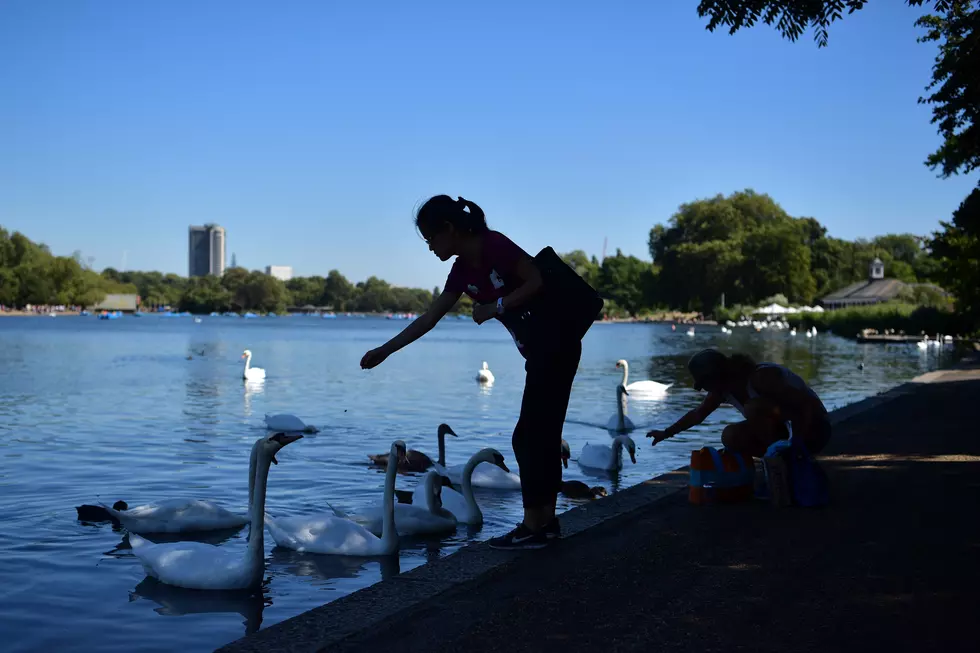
xmin=360 ymin=290 xmax=462 ymax=369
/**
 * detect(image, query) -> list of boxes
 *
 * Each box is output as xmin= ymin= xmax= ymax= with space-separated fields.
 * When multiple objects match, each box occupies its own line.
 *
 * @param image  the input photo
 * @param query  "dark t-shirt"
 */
xmin=444 ymin=230 xmax=531 ymax=356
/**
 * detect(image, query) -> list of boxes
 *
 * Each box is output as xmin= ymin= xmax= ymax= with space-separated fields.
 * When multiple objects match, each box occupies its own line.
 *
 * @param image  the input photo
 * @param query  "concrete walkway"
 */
xmin=218 ymin=366 xmax=980 ymax=653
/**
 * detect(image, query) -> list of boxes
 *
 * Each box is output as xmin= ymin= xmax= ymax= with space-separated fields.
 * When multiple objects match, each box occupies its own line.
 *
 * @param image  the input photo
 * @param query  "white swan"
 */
xmin=579 ymin=435 xmax=637 ymax=472
xmin=789 ymin=329 xmax=797 ymax=336
xmin=686 ymin=327 xmax=696 ymax=337
xmin=264 ymin=413 xmax=318 ymax=433
xmin=86 ymin=498 xmax=249 ymax=535
xmin=242 ymin=350 xmax=266 ymax=381
xmin=916 ymin=337 xmax=929 ymax=350
xmin=351 ymin=470 xmax=457 ymax=536
xmin=265 ymin=441 xmax=406 ymax=556
xmin=476 ymin=361 xmax=495 ymax=385
xmin=616 ymin=359 xmax=671 ymax=397
xmin=128 ymin=433 xmax=302 ymax=590
xmin=420 ymin=448 xmax=510 ymax=525
xmin=605 ymin=385 xmax=635 ymax=433
xmin=441 ymin=443 xmax=522 ymax=491
xmin=81 ymin=443 xmax=265 ymax=533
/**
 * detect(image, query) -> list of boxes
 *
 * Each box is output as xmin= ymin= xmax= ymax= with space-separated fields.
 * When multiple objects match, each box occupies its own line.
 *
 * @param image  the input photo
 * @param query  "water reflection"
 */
xmin=104 ymin=528 xmax=246 ymax=558
xmin=270 ymin=548 xmax=402 ymax=582
xmin=130 ymin=577 xmax=269 ymax=636
xmin=243 ymin=380 xmax=265 ymax=416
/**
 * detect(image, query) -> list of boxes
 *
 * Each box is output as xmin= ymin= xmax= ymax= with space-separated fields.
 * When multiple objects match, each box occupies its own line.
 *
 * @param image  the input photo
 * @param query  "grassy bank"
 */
xmin=781 ymin=303 xmax=974 ymax=338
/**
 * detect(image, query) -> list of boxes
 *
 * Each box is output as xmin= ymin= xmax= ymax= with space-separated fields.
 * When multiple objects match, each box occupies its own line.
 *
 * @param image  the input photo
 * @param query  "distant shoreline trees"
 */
xmin=0 ymin=188 xmax=951 ymax=318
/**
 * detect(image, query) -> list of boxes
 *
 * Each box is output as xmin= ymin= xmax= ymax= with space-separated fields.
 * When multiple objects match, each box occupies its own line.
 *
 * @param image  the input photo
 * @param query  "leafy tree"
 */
xmin=286 ymin=275 xmax=326 ymax=307
xmin=561 ymin=250 xmax=600 ymax=287
xmin=741 ymin=223 xmax=816 ymax=303
xmin=324 ymin=270 xmax=355 ymax=310
xmin=695 ymin=1 xmax=956 ymax=48
xmin=931 ymin=188 xmax=980 ymax=322
xmin=0 ymin=268 xmax=20 ymax=305
xmin=596 ymin=250 xmax=654 ymax=316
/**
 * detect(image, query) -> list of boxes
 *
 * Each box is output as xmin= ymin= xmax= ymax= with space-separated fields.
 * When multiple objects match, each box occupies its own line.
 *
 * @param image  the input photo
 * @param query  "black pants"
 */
xmin=512 ymin=340 xmax=582 ymax=510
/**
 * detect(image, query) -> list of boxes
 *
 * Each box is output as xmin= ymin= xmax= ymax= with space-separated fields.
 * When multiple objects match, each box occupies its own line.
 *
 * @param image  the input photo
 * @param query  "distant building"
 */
xmin=821 ymin=258 xmax=904 ymax=310
xmin=266 ymin=265 xmax=293 ymax=282
xmin=91 ymin=294 xmax=140 ymax=312
xmin=188 ymin=224 xmax=226 ymax=277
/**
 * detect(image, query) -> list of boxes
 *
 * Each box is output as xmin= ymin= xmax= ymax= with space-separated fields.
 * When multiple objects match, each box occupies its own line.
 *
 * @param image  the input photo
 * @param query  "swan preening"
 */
xmin=129 ymin=433 xmax=302 ymax=590
xmin=369 ymin=423 xmax=456 ymax=472
xmin=266 ymin=441 xmax=408 ymax=556
xmin=264 ymin=413 xmax=318 ymax=434
xmin=615 ymin=360 xmax=671 ymax=397
xmin=579 ymin=435 xmax=637 ymax=472
xmin=242 ymin=350 xmax=266 ymax=381
xmin=476 ymin=361 xmax=495 ymax=384
xmin=606 ymin=385 xmax=635 ymax=433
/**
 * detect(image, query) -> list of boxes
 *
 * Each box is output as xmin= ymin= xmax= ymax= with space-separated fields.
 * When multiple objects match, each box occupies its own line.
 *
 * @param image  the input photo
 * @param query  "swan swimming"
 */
xmin=128 ymin=432 xmax=302 ymax=590
xmin=438 ymin=431 xmax=523 ymax=491
xmin=264 ymin=413 xmax=318 ymax=433
xmin=418 ymin=448 xmax=511 ymax=525
xmin=579 ymin=435 xmax=637 ymax=472
xmin=476 ymin=361 xmax=495 ymax=385
xmin=430 ymin=437 xmax=568 ymax=495
xmin=77 ymin=441 xmax=264 ymax=534
xmin=605 ymin=385 xmax=635 ymax=433
xmin=350 ymin=470 xmax=457 ymax=536
xmin=368 ymin=423 xmax=456 ymax=473
xmin=616 ymin=359 xmax=671 ymax=397
xmin=265 ymin=441 xmax=407 ymax=556
xmin=241 ymin=350 xmax=266 ymax=381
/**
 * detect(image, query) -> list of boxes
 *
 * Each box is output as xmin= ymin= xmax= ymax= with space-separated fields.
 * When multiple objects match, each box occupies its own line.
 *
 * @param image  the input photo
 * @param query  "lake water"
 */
xmin=0 ymin=315 xmax=954 ymax=652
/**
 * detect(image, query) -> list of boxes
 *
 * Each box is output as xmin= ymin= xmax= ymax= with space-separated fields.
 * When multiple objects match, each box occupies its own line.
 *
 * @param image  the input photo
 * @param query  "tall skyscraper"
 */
xmin=188 ymin=224 xmax=226 ymax=277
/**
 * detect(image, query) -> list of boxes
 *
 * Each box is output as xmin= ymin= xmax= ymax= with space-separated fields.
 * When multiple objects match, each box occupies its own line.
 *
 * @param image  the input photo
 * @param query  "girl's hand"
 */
xmin=647 ymin=429 xmax=670 ymax=445
xmin=471 ymin=303 xmax=497 ymax=325
xmin=360 ymin=347 xmax=390 ymax=369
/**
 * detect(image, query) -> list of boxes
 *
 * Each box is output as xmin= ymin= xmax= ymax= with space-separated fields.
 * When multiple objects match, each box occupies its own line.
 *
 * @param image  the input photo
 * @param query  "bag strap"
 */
xmin=706 ymin=447 xmax=724 ymax=471
xmin=716 ymin=447 xmax=748 ymax=473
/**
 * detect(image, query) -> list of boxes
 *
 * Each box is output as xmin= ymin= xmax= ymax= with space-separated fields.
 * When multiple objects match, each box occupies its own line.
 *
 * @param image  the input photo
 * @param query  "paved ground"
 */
xmin=219 ymin=367 xmax=980 ymax=653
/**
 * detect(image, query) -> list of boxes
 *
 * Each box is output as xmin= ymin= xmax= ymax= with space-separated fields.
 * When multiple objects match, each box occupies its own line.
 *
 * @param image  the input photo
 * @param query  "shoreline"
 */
xmin=215 ymin=351 xmax=980 ymax=653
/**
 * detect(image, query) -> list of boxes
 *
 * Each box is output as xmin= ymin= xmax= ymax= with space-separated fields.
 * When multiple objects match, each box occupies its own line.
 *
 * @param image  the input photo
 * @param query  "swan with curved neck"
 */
xmin=616 ymin=359 xmax=671 ymax=396
xmin=424 ymin=448 xmax=510 ymax=525
xmin=579 ymin=435 xmax=637 ymax=472
xmin=265 ymin=441 xmax=407 ymax=555
xmin=368 ymin=424 xmax=455 ymax=472
xmin=606 ymin=385 xmax=635 ymax=433
xmin=128 ymin=433 xmax=302 ymax=590
xmin=352 ymin=470 xmax=457 ymax=536
xmin=242 ymin=350 xmax=266 ymax=381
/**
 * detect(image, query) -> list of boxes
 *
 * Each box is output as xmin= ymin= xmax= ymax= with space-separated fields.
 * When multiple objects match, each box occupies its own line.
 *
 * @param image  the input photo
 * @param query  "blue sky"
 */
xmin=1 ymin=1 xmax=976 ymax=289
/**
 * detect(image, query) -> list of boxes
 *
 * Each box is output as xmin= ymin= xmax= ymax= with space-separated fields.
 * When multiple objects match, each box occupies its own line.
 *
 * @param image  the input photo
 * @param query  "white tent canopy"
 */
xmin=754 ymin=303 xmax=790 ymax=315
